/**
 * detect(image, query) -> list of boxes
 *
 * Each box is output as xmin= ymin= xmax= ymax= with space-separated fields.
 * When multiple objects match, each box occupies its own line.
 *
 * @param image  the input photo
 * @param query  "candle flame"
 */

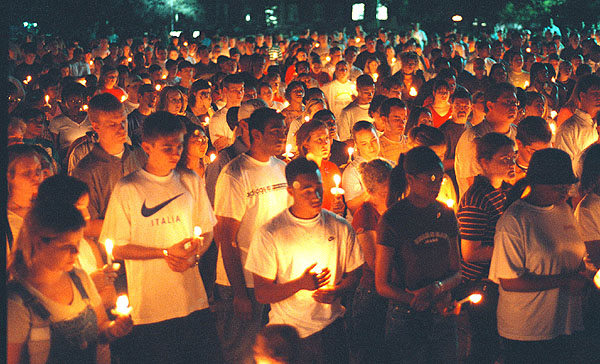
xmin=524 ymin=81 xmax=530 ymax=88
xmin=409 ymin=87 xmax=418 ymax=97
xmin=114 ymin=294 xmax=132 ymax=316
xmin=445 ymin=199 xmax=455 ymax=208
xmin=315 ymin=42 xmax=320 ymax=48
xmin=286 ymin=144 xmax=292 ymax=153
xmin=392 ymin=57 xmax=396 ymax=64
xmin=594 ymin=269 xmax=600 ymax=289
xmin=155 ymin=84 xmax=162 ymax=91
xmin=209 ymin=153 xmax=217 ymax=163
xmin=183 ymin=42 xmax=188 ymax=47
xmin=551 ymin=77 xmax=556 ymax=83
xmin=82 ymin=104 xmax=89 ymax=111
xmin=469 ymin=293 xmax=482 ymax=304
xmin=105 ymin=239 xmax=114 ymax=256
xmin=526 ymin=47 xmax=531 ymax=53
xmin=326 ymin=56 xmax=331 ymax=62
xmin=45 ymin=95 xmax=50 ymax=103
xmin=120 ymin=95 xmax=128 ymax=103
xmin=127 ymin=57 xmax=132 ymax=63
xmin=194 ymin=226 xmax=202 ymax=238
xmin=549 ymin=121 xmax=557 ymax=135
xmin=283 ymin=101 xmax=290 ymax=108
xmin=347 ymin=147 xmax=354 ymax=157
xmin=90 ymin=60 xmax=94 ymax=66
xmin=550 ymin=110 xmax=557 ymax=119
xmin=24 ymin=75 xmax=32 ymax=84
xmin=304 ymin=115 xmax=310 ymax=122
xmin=373 ymin=73 xmax=379 ymax=82
xmin=333 ymin=174 xmax=341 ymax=188
xmin=161 ymin=74 xmax=167 ymax=79
xmin=355 ymin=37 xmax=360 ymax=43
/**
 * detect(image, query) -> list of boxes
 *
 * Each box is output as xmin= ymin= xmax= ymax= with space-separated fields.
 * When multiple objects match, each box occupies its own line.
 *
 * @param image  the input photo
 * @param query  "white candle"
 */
xmin=194 ymin=226 xmax=203 ymax=248
xmin=347 ymin=147 xmax=354 ymax=164
xmin=283 ymin=144 xmax=294 ymax=159
xmin=409 ymin=87 xmax=418 ymax=97
xmin=44 ymin=95 xmax=50 ymax=107
xmin=113 ymin=295 xmax=132 ymax=316
xmin=155 ymin=84 xmax=162 ymax=91
xmin=330 ymin=174 xmax=345 ymax=195
xmin=209 ymin=153 xmax=217 ymax=163
xmin=105 ymin=239 xmax=114 ymax=265
xmin=373 ymin=73 xmax=379 ymax=82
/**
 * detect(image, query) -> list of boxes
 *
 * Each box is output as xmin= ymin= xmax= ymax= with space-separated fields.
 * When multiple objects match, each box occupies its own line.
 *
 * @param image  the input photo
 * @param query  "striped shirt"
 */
xmin=457 ymin=175 xmax=507 ymax=281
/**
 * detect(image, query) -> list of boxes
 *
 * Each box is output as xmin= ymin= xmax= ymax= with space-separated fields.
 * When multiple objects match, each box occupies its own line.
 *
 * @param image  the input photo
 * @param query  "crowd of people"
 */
xmin=6 ymin=20 xmax=600 ymax=364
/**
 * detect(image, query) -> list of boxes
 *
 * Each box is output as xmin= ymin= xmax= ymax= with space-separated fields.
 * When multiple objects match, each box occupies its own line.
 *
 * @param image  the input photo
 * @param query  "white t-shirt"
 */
xmin=245 ymin=209 xmax=364 ymax=338
xmin=49 ymin=114 xmax=93 ymax=152
xmin=214 ymin=154 xmax=289 ymax=288
xmin=454 ymin=120 xmax=517 ymax=198
xmin=575 ymin=192 xmax=600 ymax=242
xmin=342 ymin=156 xmax=367 ymax=201
xmin=338 ymin=102 xmax=373 ymax=142
xmin=555 ymin=109 xmax=599 ymax=171
xmin=489 ymin=200 xmax=586 ymax=341
xmin=321 ymin=79 xmax=356 ymax=119
xmin=208 ymin=106 xmax=234 ymax=149
xmin=100 ymin=168 xmax=216 ymax=325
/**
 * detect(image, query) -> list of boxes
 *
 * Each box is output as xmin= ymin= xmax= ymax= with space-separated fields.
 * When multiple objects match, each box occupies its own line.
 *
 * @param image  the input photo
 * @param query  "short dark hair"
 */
xmin=356 ymin=74 xmax=375 ymax=88
xmin=379 ymin=98 xmax=406 ymax=117
xmin=222 ymin=74 xmax=245 ymax=89
xmin=451 ymin=88 xmax=472 ymax=103
xmin=37 ymin=175 xmax=89 ymax=206
xmin=285 ymin=157 xmax=320 ymax=186
xmin=573 ymin=74 xmax=600 ymax=101
xmin=138 ymin=83 xmax=156 ymax=96
xmin=61 ymin=82 xmax=86 ymax=100
xmin=475 ymin=132 xmax=515 ymax=161
xmin=369 ymin=95 xmax=388 ymax=117
xmin=516 ymin=116 xmax=552 ymax=146
xmin=142 ymin=111 xmax=186 ymax=143
xmin=352 ymin=120 xmax=377 ymax=138
xmin=408 ymin=125 xmax=445 ymax=148
xmin=484 ymin=82 xmax=516 ymax=111
xmin=88 ymin=93 xmax=123 ymax=120
xmin=247 ymin=107 xmax=284 ymax=143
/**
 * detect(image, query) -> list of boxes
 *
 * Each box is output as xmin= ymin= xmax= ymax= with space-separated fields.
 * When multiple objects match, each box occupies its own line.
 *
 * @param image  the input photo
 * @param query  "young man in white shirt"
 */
xmin=378 ymin=98 xmax=409 ymax=164
xmin=338 ymin=74 xmax=376 ymax=142
xmin=209 ymin=74 xmax=245 ymax=151
xmin=321 ymin=61 xmax=357 ymax=119
xmin=246 ymin=157 xmax=364 ymax=364
xmin=100 ymin=111 xmax=222 ymax=364
xmin=213 ymin=107 xmax=289 ymax=364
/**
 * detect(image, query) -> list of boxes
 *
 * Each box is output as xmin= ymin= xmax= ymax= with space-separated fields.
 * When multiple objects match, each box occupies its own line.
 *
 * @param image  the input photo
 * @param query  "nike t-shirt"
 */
xmin=100 ymin=168 xmax=216 ymax=325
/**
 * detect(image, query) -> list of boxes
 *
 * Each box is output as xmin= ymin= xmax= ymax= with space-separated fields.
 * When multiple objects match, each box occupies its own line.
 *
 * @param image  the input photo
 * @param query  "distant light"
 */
xmin=33 ymin=23 xmax=38 ymax=28
xmin=376 ymin=4 xmax=388 ymax=21
xmin=352 ymin=3 xmax=365 ymax=21
xmin=193 ymin=31 xmax=200 ymax=38
xmin=452 ymin=15 xmax=463 ymax=22
xmin=481 ymin=22 xmax=487 ymax=27
xmin=169 ymin=31 xmax=182 ymax=37
xmin=245 ymin=14 xmax=251 ymax=22
xmin=23 ymin=22 xmax=28 ymax=27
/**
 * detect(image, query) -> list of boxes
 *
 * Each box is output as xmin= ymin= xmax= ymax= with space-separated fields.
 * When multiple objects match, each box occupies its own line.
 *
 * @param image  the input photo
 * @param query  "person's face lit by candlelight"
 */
xmin=288 ymin=170 xmax=324 ymax=218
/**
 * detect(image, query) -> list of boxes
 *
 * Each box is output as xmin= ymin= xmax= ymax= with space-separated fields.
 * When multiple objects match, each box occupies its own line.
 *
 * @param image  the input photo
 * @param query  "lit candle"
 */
xmin=392 ymin=57 xmax=396 ymax=65
xmin=120 ymin=95 xmax=128 ymax=103
xmin=594 ymin=269 xmax=600 ymax=289
xmin=202 ymin=116 xmax=210 ymax=127
xmin=112 ymin=262 xmax=121 ymax=271
xmin=304 ymin=115 xmax=310 ymax=122
xmin=89 ymin=60 xmax=94 ymax=66
xmin=44 ymin=95 xmax=50 ymax=107
xmin=326 ymin=56 xmax=331 ymax=62
xmin=155 ymin=84 xmax=162 ymax=91
xmin=524 ymin=80 xmax=530 ymax=88
xmin=347 ymin=147 xmax=355 ymax=162
xmin=551 ymin=77 xmax=556 ymax=83
xmin=409 ymin=87 xmax=418 ymax=97
xmin=283 ymin=144 xmax=294 ymax=159
xmin=127 ymin=57 xmax=132 ymax=63
xmin=526 ymin=47 xmax=531 ymax=53
xmin=82 ymin=104 xmax=89 ymax=111
xmin=283 ymin=101 xmax=290 ymax=108
xmin=183 ymin=41 xmax=188 ymax=47
xmin=161 ymin=74 xmax=167 ymax=80
xmin=549 ymin=121 xmax=557 ymax=135
xmin=105 ymin=239 xmax=114 ymax=265
xmin=550 ymin=110 xmax=557 ymax=119
xmin=23 ymin=75 xmax=32 ymax=85
xmin=330 ymin=174 xmax=345 ymax=195
xmin=194 ymin=226 xmax=204 ymax=248
xmin=113 ymin=295 xmax=132 ymax=316
xmin=209 ymin=153 xmax=217 ymax=163
xmin=355 ymin=37 xmax=361 ymax=43
xmin=373 ymin=73 xmax=379 ymax=82
xmin=315 ymin=42 xmax=320 ymax=48
xmin=457 ymin=293 xmax=483 ymax=305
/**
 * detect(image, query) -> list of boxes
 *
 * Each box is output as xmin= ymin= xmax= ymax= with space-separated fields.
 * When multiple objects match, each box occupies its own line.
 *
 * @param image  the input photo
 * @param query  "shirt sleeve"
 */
xmin=214 ymin=169 xmax=246 ymax=221
xmin=72 ymin=167 xmax=102 ymax=221
xmin=575 ymin=202 xmax=600 ymax=242
xmin=454 ymin=130 xmax=481 ymax=180
xmin=457 ymin=203 xmax=489 ymax=242
xmin=342 ymin=164 xmax=364 ymax=201
xmin=7 ymin=295 xmax=31 ymax=344
xmin=488 ymin=222 xmax=526 ymax=283
xmin=376 ymin=213 xmax=399 ymax=248
xmin=337 ymin=109 xmax=353 ymax=142
xmin=75 ymin=268 xmax=103 ymax=309
xmin=99 ymin=182 xmax=132 ymax=247
xmin=244 ymin=227 xmax=278 ymax=281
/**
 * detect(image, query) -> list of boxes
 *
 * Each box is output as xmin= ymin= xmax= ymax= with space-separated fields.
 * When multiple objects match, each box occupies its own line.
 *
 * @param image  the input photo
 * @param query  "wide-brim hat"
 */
xmin=527 ymin=148 xmax=579 ymax=185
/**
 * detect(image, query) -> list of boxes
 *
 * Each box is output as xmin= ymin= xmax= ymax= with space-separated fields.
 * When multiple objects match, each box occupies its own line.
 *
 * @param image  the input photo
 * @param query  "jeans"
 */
xmin=214 ymin=285 xmax=264 ymax=364
xmin=350 ymin=285 xmax=388 ymax=364
xmin=301 ymin=318 xmax=349 ymax=364
xmin=384 ymin=302 xmax=458 ymax=364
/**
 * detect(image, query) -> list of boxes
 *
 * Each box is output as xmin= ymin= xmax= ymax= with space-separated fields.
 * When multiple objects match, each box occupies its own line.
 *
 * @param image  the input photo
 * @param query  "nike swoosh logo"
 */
xmin=141 ymin=193 xmax=184 ymax=217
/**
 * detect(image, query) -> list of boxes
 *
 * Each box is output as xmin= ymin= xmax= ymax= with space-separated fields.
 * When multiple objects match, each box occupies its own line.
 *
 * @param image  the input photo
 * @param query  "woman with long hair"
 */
xmin=376 ymin=147 xmax=462 ymax=363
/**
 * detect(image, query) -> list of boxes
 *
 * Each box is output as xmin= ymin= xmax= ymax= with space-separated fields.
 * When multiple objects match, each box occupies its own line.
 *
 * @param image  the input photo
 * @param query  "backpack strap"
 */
xmin=7 ymin=281 xmax=51 ymax=320
xmin=68 ymin=270 xmax=89 ymax=300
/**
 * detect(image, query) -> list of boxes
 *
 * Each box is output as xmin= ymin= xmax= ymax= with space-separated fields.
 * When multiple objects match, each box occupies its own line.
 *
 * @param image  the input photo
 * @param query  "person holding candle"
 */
xmin=456 ymin=132 xmax=516 ymax=364
xmin=98 ymin=65 xmax=127 ymax=102
xmin=156 ymin=86 xmax=186 ymax=116
xmin=337 ymin=74 xmax=375 ymax=142
xmin=312 ymin=109 xmax=350 ymax=168
xmin=350 ymin=158 xmax=393 ymax=364
xmin=72 ymin=94 xmax=147 ymax=239
xmin=8 ymin=201 xmax=133 ymax=364
xmin=295 ymin=119 xmax=345 ymax=215
xmin=375 ymin=146 xmax=462 ymax=364
xmin=489 ymin=149 xmax=590 ymax=364
xmin=342 ymin=121 xmax=384 ymax=214
xmin=245 ymin=157 xmax=364 ymax=364
xmin=126 ymin=83 xmax=158 ymax=147
xmin=321 ymin=61 xmax=356 ymax=119
xmin=213 ymin=107 xmax=289 ymax=364
xmin=378 ymin=98 xmax=410 ymax=164
xmin=185 ymin=79 xmax=217 ymax=132
xmin=99 ymin=111 xmax=222 ymax=363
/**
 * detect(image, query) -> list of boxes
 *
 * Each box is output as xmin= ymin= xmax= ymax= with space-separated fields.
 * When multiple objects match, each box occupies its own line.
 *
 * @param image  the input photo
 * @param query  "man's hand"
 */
xmin=299 ymin=263 xmax=331 ymax=291
xmin=407 ymin=285 xmax=435 ymax=311
xmin=164 ymin=238 xmax=197 ymax=272
xmin=312 ymin=285 xmax=338 ymax=304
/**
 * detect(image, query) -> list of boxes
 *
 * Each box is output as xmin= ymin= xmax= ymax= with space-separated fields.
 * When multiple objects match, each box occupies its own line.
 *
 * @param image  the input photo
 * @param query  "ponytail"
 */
xmin=387 ymin=153 xmax=408 ymax=207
